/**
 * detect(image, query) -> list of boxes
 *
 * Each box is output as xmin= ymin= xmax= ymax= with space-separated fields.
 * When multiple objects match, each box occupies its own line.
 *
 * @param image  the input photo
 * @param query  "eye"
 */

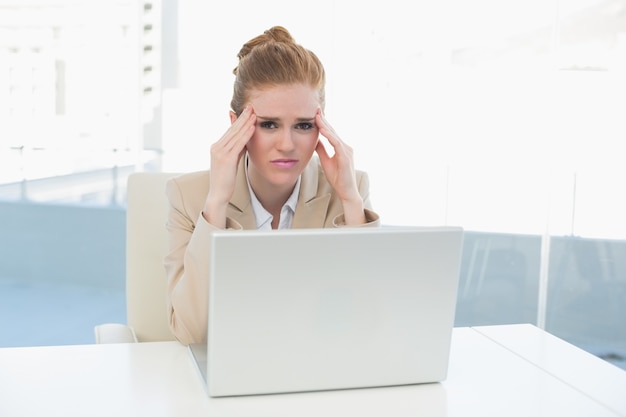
xmin=259 ymin=121 xmax=278 ymax=129
xmin=295 ymin=122 xmax=314 ymax=130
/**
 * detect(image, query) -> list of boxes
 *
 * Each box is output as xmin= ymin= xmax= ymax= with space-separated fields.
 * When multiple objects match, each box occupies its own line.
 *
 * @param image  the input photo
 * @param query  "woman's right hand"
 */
xmin=202 ymin=106 xmax=256 ymax=228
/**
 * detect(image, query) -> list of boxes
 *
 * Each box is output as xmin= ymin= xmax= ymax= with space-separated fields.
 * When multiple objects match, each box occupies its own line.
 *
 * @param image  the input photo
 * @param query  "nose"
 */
xmin=276 ymin=128 xmax=295 ymax=152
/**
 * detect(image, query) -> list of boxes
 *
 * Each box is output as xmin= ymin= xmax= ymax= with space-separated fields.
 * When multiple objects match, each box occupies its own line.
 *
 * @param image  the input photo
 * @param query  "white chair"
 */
xmin=94 ymin=172 xmax=179 ymax=343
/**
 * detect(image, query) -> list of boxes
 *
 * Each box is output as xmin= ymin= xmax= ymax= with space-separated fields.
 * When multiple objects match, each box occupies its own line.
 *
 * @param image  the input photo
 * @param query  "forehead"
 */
xmin=248 ymin=84 xmax=320 ymax=116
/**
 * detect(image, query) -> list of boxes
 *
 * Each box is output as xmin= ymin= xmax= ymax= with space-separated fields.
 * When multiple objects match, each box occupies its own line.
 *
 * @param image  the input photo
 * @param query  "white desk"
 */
xmin=1 ymin=324 xmax=624 ymax=417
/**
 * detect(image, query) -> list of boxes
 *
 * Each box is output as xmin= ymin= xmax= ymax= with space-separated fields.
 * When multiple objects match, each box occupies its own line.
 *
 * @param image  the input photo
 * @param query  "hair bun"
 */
xmin=236 ymin=26 xmax=295 ymax=62
xmin=230 ymin=25 xmax=326 ymax=113
xmin=263 ymin=26 xmax=294 ymax=44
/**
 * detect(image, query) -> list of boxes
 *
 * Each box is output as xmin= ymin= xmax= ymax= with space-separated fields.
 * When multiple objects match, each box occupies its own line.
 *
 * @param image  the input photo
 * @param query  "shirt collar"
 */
xmin=245 ymin=156 xmax=301 ymax=229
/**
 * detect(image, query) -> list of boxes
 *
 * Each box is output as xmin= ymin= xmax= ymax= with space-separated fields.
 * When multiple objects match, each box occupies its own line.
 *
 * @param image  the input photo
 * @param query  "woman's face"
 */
xmin=235 ymin=83 xmax=320 ymax=195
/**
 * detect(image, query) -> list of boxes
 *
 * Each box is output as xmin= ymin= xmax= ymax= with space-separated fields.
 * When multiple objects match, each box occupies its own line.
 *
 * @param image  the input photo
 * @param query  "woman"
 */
xmin=164 ymin=26 xmax=380 ymax=345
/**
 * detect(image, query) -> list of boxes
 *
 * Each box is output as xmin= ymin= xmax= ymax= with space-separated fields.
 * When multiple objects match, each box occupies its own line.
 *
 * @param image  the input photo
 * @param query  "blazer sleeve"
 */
xmin=332 ymin=170 xmax=381 ymax=227
xmin=163 ymin=178 xmax=243 ymax=345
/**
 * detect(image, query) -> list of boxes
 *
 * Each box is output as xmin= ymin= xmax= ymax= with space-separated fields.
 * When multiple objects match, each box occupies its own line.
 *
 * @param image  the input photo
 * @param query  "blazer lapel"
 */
xmin=292 ymin=158 xmax=330 ymax=229
xmin=226 ymin=157 xmax=257 ymax=229
xmin=226 ymin=156 xmax=330 ymax=229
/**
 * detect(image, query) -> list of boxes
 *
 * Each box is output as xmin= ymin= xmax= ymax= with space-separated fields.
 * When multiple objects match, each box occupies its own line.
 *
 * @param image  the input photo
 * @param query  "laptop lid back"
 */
xmin=203 ymin=226 xmax=463 ymax=397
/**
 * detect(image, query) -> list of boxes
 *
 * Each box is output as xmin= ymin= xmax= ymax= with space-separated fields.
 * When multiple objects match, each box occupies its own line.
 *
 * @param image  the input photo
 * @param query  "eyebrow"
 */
xmin=256 ymin=116 xmax=315 ymax=122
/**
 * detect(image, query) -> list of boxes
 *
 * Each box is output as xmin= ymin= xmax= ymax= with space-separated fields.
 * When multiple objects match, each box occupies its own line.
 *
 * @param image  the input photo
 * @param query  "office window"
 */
xmin=1 ymin=0 xmax=624 ymax=371
xmin=0 ymin=0 xmax=160 ymax=203
xmin=0 ymin=0 xmax=161 ymax=346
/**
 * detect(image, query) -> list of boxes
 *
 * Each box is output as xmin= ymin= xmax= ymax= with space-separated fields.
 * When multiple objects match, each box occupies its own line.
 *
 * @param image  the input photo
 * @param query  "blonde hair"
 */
xmin=231 ymin=26 xmax=326 ymax=115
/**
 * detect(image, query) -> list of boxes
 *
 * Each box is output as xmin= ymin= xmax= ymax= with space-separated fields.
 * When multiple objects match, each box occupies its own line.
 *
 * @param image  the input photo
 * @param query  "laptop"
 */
xmin=189 ymin=226 xmax=464 ymax=397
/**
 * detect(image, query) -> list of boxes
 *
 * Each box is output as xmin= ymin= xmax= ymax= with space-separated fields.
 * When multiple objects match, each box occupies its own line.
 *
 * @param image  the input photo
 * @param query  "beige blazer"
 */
xmin=164 ymin=156 xmax=380 ymax=345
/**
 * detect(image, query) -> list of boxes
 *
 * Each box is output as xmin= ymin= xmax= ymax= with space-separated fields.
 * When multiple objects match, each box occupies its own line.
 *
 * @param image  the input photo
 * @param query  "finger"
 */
xmin=230 ymin=106 xmax=256 ymax=139
xmin=315 ymin=140 xmax=330 ymax=164
xmin=317 ymin=115 xmax=353 ymax=162
xmin=231 ymin=112 xmax=256 ymax=151
xmin=316 ymin=110 xmax=343 ymax=149
xmin=218 ymin=109 xmax=256 ymax=154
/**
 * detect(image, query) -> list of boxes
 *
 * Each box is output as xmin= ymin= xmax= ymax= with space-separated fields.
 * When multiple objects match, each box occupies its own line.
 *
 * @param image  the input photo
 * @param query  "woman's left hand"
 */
xmin=315 ymin=108 xmax=366 ymax=225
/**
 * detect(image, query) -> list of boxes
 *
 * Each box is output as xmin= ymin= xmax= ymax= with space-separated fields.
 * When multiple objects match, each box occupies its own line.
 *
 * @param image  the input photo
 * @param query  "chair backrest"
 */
xmin=126 ymin=172 xmax=179 ymax=342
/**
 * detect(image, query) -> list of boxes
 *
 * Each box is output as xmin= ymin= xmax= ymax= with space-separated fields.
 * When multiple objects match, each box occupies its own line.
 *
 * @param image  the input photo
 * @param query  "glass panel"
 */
xmin=547 ymin=237 xmax=626 ymax=368
xmin=456 ymin=232 xmax=541 ymax=326
xmin=0 ymin=201 xmax=126 ymax=347
xmin=544 ymin=0 xmax=626 ymax=370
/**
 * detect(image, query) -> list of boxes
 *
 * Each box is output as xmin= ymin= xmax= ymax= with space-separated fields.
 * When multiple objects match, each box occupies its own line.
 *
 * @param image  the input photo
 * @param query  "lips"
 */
xmin=271 ymin=159 xmax=298 ymax=169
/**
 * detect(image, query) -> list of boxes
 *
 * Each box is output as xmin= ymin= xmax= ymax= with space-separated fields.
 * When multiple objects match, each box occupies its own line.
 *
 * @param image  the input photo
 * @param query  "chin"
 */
xmin=268 ymin=172 xmax=301 ymax=188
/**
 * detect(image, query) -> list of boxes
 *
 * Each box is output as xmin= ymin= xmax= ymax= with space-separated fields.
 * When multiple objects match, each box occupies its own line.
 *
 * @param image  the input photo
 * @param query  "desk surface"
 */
xmin=1 ymin=324 xmax=624 ymax=417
